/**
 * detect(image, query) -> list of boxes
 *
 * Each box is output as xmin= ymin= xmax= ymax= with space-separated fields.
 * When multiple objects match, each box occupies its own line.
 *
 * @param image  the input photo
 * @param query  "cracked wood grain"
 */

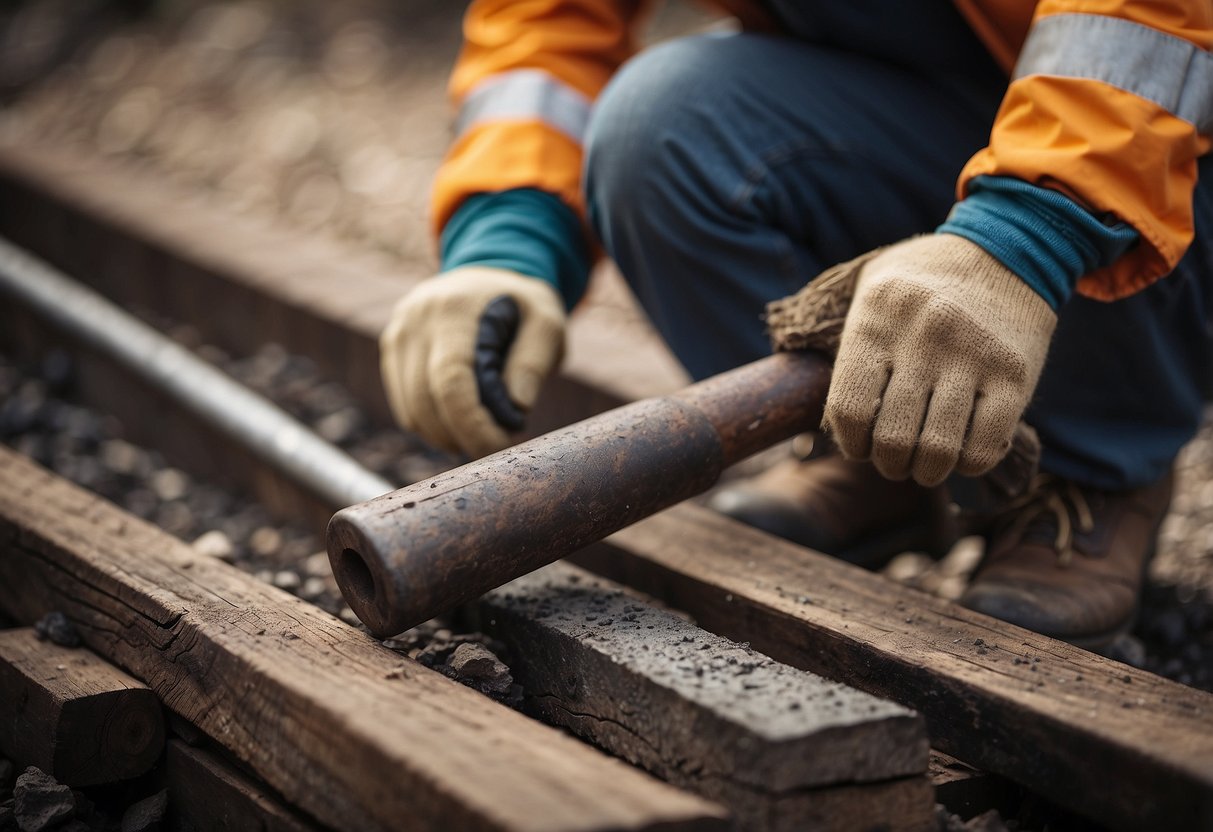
xmin=0 ymin=447 xmax=727 ymax=832
xmin=572 ymin=503 xmax=1213 ymax=832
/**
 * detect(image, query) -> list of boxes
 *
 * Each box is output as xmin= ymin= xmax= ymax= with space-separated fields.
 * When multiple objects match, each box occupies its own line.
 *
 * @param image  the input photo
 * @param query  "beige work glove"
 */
xmin=379 ymin=266 xmax=566 ymax=458
xmin=771 ymin=234 xmax=1057 ymax=487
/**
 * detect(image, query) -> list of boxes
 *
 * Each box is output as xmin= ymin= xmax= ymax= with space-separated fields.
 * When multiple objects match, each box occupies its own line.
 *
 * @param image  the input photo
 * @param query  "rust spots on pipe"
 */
xmin=328 ymin=352 xmax=832 ymax=636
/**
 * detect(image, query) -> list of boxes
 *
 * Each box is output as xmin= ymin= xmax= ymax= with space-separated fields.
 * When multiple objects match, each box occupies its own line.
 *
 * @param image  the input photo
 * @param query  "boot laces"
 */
xmin=997 ymin=474 xmax=1095 ymax=567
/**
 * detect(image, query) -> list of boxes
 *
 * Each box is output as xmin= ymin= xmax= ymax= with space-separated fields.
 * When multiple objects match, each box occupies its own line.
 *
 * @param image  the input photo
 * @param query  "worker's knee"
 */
xmin=585 ymin=34 xmax=744 ymax=258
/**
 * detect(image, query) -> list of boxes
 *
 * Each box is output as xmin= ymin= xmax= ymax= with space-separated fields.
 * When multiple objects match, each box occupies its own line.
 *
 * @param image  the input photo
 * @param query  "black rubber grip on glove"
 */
xmin=475 ymin=295 xmax=527 ymax=432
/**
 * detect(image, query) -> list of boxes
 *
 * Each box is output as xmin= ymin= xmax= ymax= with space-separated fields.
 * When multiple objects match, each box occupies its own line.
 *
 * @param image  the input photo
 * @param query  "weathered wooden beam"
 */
xmin=481 ymin=562 xmax=934 ymax=831
xmin=164 ymin=740 xmax=320 ymax=832
xmin=572 ymin=503 xmax=1213 ymax=832
xmin=9 ymin=140 xmax=1205 ymax=830
xmin=0 ymin=627 xmax=165 ymax=786
xmin=0 ymin=447 xmax=727 ymax=832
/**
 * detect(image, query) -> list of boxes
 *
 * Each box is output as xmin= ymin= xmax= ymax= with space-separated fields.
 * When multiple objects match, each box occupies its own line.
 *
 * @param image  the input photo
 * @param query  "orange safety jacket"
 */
xmin=432 ymin=0 xmax=1212 ymax=300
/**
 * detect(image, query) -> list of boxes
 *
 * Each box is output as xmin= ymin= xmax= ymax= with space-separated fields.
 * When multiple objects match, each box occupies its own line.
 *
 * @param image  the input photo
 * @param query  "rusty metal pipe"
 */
xmin=327 ymin=351 xmax=831 ymax=636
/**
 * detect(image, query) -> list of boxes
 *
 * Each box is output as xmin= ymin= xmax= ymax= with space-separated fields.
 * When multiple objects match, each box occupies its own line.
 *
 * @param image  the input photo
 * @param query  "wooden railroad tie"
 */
xmin=0 ymin=149 xmax=936 ymax=831
xmin=4 ymin=140 xmax=1213 ymax=832
xmin=0 ymin=627 xmax=165 ymax=787
xmin=576 ymin=504 xmax=1213 ymax=832
xmin=0 ymin=447 xmax=727 ymax=832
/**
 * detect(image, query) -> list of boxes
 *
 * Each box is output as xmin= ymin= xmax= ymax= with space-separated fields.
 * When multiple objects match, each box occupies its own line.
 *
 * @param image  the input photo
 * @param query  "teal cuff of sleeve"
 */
xmin=440 ymin=188 xmax=592 ymax=311
xmin=938 ymin=175 xmax=1139 ymax=310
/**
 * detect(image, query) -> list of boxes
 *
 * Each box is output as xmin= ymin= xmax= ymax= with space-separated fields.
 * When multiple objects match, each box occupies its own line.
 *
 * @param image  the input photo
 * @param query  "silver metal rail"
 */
xmin=0 ymin=236 xmax=393 ymax=510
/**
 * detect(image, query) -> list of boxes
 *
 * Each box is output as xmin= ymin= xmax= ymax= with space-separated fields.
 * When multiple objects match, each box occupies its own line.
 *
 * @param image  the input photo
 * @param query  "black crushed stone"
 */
xmin=0 ymin=343 xmax=518 ymax=697
xmin=12 ymin=767 xmax=74 ymax=832
xmin=33 ymin=612 xmax=80 ymax=648
xmin=0 ymin=343 xmax=453 ymax=628
xmin=0 ymin=759 xmax=165 ymax=832
xmin=1134 ymin=583 xmax=1213 ymax=691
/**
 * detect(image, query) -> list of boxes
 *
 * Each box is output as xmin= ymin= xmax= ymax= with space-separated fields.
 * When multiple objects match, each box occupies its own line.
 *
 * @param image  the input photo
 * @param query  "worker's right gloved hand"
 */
xmin=825 ymin=235 xmax=1056 ymax=487
xmin=379 ymin=266 xmax=567 ymax=458
xmin=768 ymin=234 xmax=1056 ymax=488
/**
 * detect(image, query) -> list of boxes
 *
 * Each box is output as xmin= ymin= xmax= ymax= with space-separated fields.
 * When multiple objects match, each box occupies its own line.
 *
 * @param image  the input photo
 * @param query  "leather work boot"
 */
xmin=961 ymin=472 xmax=1175 ymax=650
xmin=706 ymin=446 xmax=958 ymax=568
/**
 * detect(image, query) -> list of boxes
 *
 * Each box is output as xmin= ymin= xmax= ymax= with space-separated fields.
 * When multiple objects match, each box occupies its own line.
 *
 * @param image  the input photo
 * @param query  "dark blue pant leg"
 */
xmin=584 ymin=30 xmax=1003 ymax=380
xmin=585 ymin=28 xmax=1211 ymax=489
xmin=1028 ymin=156 xmax=1213 ymax=490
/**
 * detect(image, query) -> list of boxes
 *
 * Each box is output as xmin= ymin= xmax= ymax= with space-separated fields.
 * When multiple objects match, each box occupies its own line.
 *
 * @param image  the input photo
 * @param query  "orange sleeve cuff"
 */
xmin=431 ymin=122 xmax=587 ymax=239
xmin=959 ymin=77 xmax=1208 ymax=301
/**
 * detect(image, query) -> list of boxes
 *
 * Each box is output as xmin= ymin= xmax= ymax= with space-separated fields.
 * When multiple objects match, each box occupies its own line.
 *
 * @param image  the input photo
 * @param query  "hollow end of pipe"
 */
xmin=326 ymin=514 xmax=400 ymax=637
xmin=336 ymin=547 xmax=376 ymax=609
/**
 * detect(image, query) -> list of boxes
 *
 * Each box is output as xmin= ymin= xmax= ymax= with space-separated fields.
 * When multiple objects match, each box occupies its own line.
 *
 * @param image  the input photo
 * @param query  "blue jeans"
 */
xmin=584 ymin=17 xmax=1213 ymax=491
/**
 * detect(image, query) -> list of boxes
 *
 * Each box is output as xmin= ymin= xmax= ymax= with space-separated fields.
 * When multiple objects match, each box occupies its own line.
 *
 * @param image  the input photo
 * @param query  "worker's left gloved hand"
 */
xmin=820 ymin=234 xmax=1056 ymax=487
xmin=379 ymin=266 xmax=566 ymax=458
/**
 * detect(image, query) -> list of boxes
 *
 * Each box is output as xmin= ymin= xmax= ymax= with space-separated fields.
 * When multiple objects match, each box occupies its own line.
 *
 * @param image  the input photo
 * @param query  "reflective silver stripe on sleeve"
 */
xmin=455 ymin=70 xmax=593 ymax=143
xmin=1014 ymin=13 xmax=1213 ymax=134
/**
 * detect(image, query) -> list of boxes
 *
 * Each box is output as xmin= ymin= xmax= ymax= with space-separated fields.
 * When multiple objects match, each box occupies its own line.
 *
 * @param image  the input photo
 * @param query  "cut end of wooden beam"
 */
xmin=0 ymin=628 xmax=165 ymax=786
xmin=484 ymin=563 xmax=928 ymax=794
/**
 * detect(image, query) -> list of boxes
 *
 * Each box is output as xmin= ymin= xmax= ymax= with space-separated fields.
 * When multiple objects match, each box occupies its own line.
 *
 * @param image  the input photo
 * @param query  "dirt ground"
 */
xmin=0 ymin=0 xmax=1209 ymax=664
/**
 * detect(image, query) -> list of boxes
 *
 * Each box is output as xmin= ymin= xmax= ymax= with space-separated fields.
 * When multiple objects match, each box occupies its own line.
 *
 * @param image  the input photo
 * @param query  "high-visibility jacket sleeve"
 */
xmin=430 ymin=0 xmax=652 ymax=237
xmin=958 ymin=0 xmax=1213 ymax=300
